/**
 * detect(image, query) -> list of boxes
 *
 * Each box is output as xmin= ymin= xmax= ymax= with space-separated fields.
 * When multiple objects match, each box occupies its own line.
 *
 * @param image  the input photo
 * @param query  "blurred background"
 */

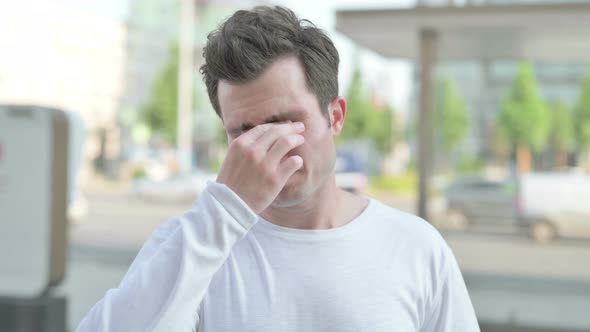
xmin=0 ymin=0 xmax=590 ymax=331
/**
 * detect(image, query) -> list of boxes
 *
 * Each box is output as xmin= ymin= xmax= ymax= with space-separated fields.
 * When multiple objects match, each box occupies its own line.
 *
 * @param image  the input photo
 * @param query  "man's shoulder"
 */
xmin=368 ymin=198 xmax=449 ymax=253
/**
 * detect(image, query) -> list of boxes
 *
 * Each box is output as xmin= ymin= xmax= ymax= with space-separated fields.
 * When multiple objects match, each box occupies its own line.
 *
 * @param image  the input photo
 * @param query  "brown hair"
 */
xmin=200 ymin=6 xmax=339 ymax=122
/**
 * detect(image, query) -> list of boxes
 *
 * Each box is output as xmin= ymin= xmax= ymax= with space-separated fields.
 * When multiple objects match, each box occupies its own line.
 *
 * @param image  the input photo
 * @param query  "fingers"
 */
xmin=257 ymin=122 xmax=305 ymax=151
xmin=241 ymin=121 xmax=304 ymax=151
xmin=266 ymin=133 xmax=304 ymax=165
xmin=217 ymin=121 xmax=306 ymax=214
xmin=278 ymin=155 xmax=303 ymax=178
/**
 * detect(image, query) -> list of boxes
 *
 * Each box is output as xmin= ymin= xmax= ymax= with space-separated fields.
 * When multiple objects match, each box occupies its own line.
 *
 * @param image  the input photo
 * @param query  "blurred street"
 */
xmin=57 ymin=183 xmax=590 ymax=331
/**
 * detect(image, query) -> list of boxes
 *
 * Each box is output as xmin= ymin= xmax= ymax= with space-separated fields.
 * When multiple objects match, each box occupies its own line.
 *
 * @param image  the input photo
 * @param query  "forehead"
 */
xmin=217 ymin=57 xmax=318 ymax=130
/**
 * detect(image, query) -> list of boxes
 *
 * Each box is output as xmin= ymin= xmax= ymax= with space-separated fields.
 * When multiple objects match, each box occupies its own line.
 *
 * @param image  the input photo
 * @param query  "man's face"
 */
xmin=218 ymin=56 xmax=341 ymax=208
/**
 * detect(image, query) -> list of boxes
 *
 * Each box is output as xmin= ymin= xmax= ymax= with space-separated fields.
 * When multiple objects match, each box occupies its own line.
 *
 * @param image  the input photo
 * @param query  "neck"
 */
xmin=260 ymin=175 xmax=367 ymax=230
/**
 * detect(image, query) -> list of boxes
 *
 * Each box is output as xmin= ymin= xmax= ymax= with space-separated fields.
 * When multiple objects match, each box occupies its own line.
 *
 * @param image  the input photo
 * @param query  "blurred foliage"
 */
xmin=141 ymin=43 xmax=199 ymax=145
xmin=574 ymin=68 xmax=590 ymax=153
xmin=341 ymin=65 xmax=398 ymax=154
xmin=215 ymin=120 xmax=228 ymax=146
xmin=548 ymin=102 xmax=574 ymax=167
xmin=141 ymin=43 xmax=178 ymax=144
xmin=372 ymin=103 xmax=397 ymax=154
xmin=498 ymin=63 xmax=549 ymax=151
xmin=497 ymin=63 xmax=549 ymax=171
xmin=456 ymin=156 xmax=485 ymax=175
xmin=208 ymin=158 xmax=222 ymax=173
xmin=131 ymin=167 xmax=147 ymax=179
xmin=369 ymin=170 xmax=417 ymax=196
xmin=434 ymin=78 xmax=469 ymax=154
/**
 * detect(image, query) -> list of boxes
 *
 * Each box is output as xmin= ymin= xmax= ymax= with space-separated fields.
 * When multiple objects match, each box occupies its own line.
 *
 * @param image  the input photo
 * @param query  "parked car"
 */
xmin=519 ymin=172 xmax=590 ymax=242
xmin=334 ymin=153 xmax=368 ymax=194
xmin=443 ymin=176 xmax=518 ymax=230
xmin=443 ymin=172 xmax=590 ymax=242
xmin=539 ymin=211 xmax=590 ymax=242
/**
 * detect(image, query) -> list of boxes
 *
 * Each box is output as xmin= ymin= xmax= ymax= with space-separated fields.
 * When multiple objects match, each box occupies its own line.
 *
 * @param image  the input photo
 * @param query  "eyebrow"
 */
xmin=227 ymin=110 xmax=305 ymax=137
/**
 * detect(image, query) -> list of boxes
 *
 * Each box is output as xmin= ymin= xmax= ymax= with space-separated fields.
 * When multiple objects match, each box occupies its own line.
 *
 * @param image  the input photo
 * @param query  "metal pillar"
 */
xmin=417 ymin=28 xmax=438 ymax=221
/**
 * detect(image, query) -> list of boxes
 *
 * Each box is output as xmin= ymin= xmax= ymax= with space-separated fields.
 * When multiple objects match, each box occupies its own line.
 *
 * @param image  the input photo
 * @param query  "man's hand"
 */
xmin=216 ymin=122 xmax=305 ymax=214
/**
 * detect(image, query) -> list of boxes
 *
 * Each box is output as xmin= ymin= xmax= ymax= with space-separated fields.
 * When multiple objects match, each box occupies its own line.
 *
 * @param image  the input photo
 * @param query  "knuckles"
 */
xmin=276 ymin=135 xmax=291 ymax=148
xmin=230 ymin=137 xmax=249 ymax=151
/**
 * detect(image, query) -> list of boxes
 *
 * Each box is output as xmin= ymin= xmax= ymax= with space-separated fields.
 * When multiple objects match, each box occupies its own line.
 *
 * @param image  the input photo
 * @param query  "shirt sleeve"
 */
xmin=420 ymin=244 xmax=480 ymax=332
xmin=75 ymin=181 xmax=258 ymax=332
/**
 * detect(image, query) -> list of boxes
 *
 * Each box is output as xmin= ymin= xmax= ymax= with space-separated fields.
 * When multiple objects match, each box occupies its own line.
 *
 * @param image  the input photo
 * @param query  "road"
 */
xmin=58 ymin=186 xmax=590 ymax=331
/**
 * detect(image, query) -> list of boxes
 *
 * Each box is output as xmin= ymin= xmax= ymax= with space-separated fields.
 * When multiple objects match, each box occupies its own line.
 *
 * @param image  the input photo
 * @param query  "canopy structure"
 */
xmin=336 ymin=3 xmax=590 ymax=61
xmin=336 ymin=3 xmax=590 ymax=219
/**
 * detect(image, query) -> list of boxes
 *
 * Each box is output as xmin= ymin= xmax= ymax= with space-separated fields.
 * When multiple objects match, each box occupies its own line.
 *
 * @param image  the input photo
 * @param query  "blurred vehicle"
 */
xmin=334 ymin=152 xmax=368 ymax=194
xmin=541 ymin=211 xmax=590 ymax=242
xmin=443 ymin=172 xmax=590 ymax=242
xmin=520 ymin=172 xmax=590 ymax=242
xmin=443 ymin=176 xmax=518 ymax=230
xmin=126 ymin=146 xmax=176 ymax=181
xmin=132 ymin=170 xmax=217 ymax=203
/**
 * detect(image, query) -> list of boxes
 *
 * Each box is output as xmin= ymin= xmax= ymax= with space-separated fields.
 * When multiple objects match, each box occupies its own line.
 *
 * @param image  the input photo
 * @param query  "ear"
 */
xmin=328 ymin=96 xmax=347 ymax=136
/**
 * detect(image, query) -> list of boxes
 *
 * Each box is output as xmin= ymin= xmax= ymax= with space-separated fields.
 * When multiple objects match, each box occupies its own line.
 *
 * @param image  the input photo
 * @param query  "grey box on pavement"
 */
xmin=0 ymin=105 xmax=69 ymax=298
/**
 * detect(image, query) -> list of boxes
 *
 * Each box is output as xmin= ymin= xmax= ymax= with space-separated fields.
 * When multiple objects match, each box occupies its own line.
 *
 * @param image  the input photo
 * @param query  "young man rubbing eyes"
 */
xmin=77 ymin=6 xmax=479 ymax=332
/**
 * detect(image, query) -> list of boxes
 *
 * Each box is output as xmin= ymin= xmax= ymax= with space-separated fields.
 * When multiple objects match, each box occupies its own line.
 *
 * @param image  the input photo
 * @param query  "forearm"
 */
xmin=76 ymin=182 xmax=258 ymax=332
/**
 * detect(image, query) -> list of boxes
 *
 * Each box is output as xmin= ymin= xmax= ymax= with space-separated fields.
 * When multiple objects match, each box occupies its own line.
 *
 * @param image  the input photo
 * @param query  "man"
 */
xmin=77 ymin=6 xmax=479 ymax=332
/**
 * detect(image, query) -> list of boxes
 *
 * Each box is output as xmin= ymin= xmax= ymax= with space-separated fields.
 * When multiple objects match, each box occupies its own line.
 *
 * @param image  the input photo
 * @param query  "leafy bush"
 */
xmin=369 ymin=170 xmax=417 ymax=195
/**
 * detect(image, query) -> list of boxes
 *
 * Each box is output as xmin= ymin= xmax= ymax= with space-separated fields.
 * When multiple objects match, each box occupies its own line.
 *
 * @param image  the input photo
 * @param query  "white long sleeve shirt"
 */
xmin=76 ymin=181 xmax=480 ymax=332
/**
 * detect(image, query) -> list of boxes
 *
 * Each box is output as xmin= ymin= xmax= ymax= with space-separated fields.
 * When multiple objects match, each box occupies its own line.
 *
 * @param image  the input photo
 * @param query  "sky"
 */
xmin=49 ymin=0 xmax=129 ymax=20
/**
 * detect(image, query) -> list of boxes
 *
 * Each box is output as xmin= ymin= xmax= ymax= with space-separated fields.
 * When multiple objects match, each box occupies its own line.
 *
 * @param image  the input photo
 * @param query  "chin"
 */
xmin=272 ymin=192 xmax=305 ymax=208
xmin=271 ymin=174 xmax=308 ymax=208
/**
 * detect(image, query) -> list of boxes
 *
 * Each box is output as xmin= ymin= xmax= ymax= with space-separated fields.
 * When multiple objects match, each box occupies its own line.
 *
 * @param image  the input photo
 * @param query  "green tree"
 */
xmin=141 ymin=43 xmax=198 ymax=144
xmin=497 ymin=62 xmax=549 ymax=174
xmin=341 ymin=65 xmax=397 ymax=154
xmin=573 ymin=68 xmax=590 ymax=172
xmin=434 ymin=78 xmax=469 ymax=154
xmin=341 ymin=66 xmax=371 ymax=139
xmin=370 ymin=103 xmax=397 ymax=154
xmin=548 ymin=102 xmax=574 ymax=168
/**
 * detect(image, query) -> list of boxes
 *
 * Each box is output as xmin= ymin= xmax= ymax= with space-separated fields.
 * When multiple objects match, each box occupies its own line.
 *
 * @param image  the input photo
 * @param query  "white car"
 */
xmin=520 ymin=172 xmax=590 ymax=242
